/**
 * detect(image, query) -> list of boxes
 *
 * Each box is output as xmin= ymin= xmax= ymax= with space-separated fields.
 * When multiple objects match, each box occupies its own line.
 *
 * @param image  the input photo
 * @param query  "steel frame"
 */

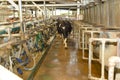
xmin=78 ymin=25 xmax=93 ymax=50
xmin=82 ymin=30 xmax=102 ymax=60
xmin=88 ymin=38 xmax=119 ymax=80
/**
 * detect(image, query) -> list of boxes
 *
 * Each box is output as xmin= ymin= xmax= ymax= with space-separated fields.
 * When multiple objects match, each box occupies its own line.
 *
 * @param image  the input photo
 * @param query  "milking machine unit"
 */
xmin=0 ymin=13 xmax=56 ymax=80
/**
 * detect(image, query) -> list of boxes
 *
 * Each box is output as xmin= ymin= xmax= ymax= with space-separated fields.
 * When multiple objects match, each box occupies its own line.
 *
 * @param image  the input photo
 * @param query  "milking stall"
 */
xmin=0 ymin=0 xmax=120 ymax=80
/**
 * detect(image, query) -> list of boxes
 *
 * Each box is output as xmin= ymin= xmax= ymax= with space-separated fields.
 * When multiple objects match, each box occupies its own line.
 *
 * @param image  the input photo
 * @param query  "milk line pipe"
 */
xmin=0 ymin=25 xmax=44 ymax=52
xmin=0 ymin=39 xmax=16 ymax=48
xmin=0 ymin=25 xmax=44 ymax=38
xmin=0 ymin=19 xmax=43 ymax=26
xmin=88 ymin=38 xmax=120 ymax=80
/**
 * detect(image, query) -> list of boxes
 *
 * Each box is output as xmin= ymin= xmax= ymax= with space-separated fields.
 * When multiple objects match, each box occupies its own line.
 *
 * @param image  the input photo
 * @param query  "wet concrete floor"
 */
xmin=33 ymin=33 xmax=108 ymax=80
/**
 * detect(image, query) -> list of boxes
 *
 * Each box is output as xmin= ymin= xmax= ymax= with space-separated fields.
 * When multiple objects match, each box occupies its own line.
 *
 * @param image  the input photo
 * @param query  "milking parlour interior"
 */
xmin=0 ymin=0 xmax=120 ymax=80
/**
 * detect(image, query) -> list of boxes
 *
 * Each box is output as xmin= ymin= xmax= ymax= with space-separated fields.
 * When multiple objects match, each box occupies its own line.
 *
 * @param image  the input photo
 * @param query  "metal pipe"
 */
xmin=68 ymin=8 xmax=70 ymax=17
xmin=0 ymin=0 xmax=50 ymax=2
xmin=88 ymin=38 xmax=92 ymax=78
xmin=83 ymin=30 xmax=102 ymax=60
xmin=32 ymin=1 xmax=44 ymax=13
xmin=88 ymin=38 xmax=120 ymax=80
xmin=22 ymin=3 xmax=82 ymax=7
xmin=7 ymin=0 xmax=18 ymax=10
xmin=8 ymin=28 xmax=11 ymax=39
xmin=0 ymin=40 xmax=16 ymax=48
xmin=43 ymin=0 xmax=46 ymax=20
xmin=108 ymin=56 xmax=120 ymax=80
xmin=52 ymin=6 xmax=54 ymax=16
xmin=101 ymin=40 xmax=105 ymax=79
xmin=117 ymin=39 xmax=120 ymax=56
xmin=77 ymin=1 xmax=80 ymax=20
xmin=19 ymin=0 xmax=22 ymax=23
xmin=18 ymin=0 xmax=24 ymax=35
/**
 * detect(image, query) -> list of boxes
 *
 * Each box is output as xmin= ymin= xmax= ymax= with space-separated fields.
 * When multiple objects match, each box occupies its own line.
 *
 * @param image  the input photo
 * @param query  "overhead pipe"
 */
xmin=31 ymin=1 xmax=44 ymax=13
xmin=22 ymin=3 xmax=82 ymax=7
xmin=31 ymin=1 xmax=44 ymax=21
xmin=1 ymin=3 xmax=82 ymax=8
xmin=7 ymin=0 xmax=18 ymax=10
xmin=108 ymin=56 xmax=120 ymax=80
xmin=0 ymin=0 xmax=50 ymax=2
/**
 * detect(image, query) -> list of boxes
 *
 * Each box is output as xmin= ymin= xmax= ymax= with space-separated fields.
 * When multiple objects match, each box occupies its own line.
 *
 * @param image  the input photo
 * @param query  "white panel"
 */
xmin=0 ymin=65 xmax=23 ymax=80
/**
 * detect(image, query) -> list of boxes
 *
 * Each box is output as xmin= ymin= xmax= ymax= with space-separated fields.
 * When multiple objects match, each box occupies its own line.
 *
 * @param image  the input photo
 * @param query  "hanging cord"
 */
xmin=9 ymin=56 xmax=13 ymax=72
xmin=24 ymin=54 xmax=37 ymax=70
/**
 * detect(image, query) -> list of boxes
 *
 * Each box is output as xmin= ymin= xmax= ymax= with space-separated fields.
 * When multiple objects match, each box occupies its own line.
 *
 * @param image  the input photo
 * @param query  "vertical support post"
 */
xmin=44 ymin=0 xmax=46 ymax=20
xmin=68 ymin=8 xmax=70 ymax=18
xmin=25 ymin=2 xmax=27 ymax=17
xmin=52 ymin=6 xmax=54 ymax=16
xmin=18 ymin=0 xmax=24 ymax=39
xmin=117 ymin=39 xmax=120 ymax=56
xmin=78 ymin=27 xmax=80 ymax=49
xmin=88 ymin=38 xmax=92 ymax=78
xmin=35 ymin=7 xmax=37 ymax=18
xmin=82 ymin=30 xmax=85 ymax=58
xmin=77 ymin=1 xmax=80 ymax=20
xmin=101 ymin=40 xmax=105 ymax=79
xmin=55 ymin=7 xmax=56 ymax=16
xmin=100 ymin=2 xmax=103 ymax=24
xmin=8 ymin=28 xmax=11 ymax=40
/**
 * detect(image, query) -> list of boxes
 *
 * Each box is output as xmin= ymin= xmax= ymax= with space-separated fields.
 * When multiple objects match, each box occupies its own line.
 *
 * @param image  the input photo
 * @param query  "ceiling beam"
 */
xmin=0 ymin=3 xmax=81 ymax=8
xmin=23 ymin=3 xmax=82 ymax=7
xmin=31 ymin=1 xmax=43 ymax=12
xmin=7 ymin=0 xmax=18 ymax=10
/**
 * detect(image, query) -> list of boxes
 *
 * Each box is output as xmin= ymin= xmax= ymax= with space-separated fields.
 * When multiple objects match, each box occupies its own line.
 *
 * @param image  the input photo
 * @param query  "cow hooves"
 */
xmin=65 ymin=47 xmax=68 ymax=49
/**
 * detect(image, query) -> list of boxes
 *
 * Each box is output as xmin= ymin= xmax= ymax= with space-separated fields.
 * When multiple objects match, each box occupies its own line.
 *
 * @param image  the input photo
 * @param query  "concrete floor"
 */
xmin=33 ymin=32 xmax=108 ymax=80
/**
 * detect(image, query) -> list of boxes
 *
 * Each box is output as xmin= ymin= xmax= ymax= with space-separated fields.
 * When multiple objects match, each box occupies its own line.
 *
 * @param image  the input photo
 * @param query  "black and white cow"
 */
xmin=56 ymin=18 xmax=72 ymax=48
xmin=56 ymin=18 xmax=63 ymax=37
